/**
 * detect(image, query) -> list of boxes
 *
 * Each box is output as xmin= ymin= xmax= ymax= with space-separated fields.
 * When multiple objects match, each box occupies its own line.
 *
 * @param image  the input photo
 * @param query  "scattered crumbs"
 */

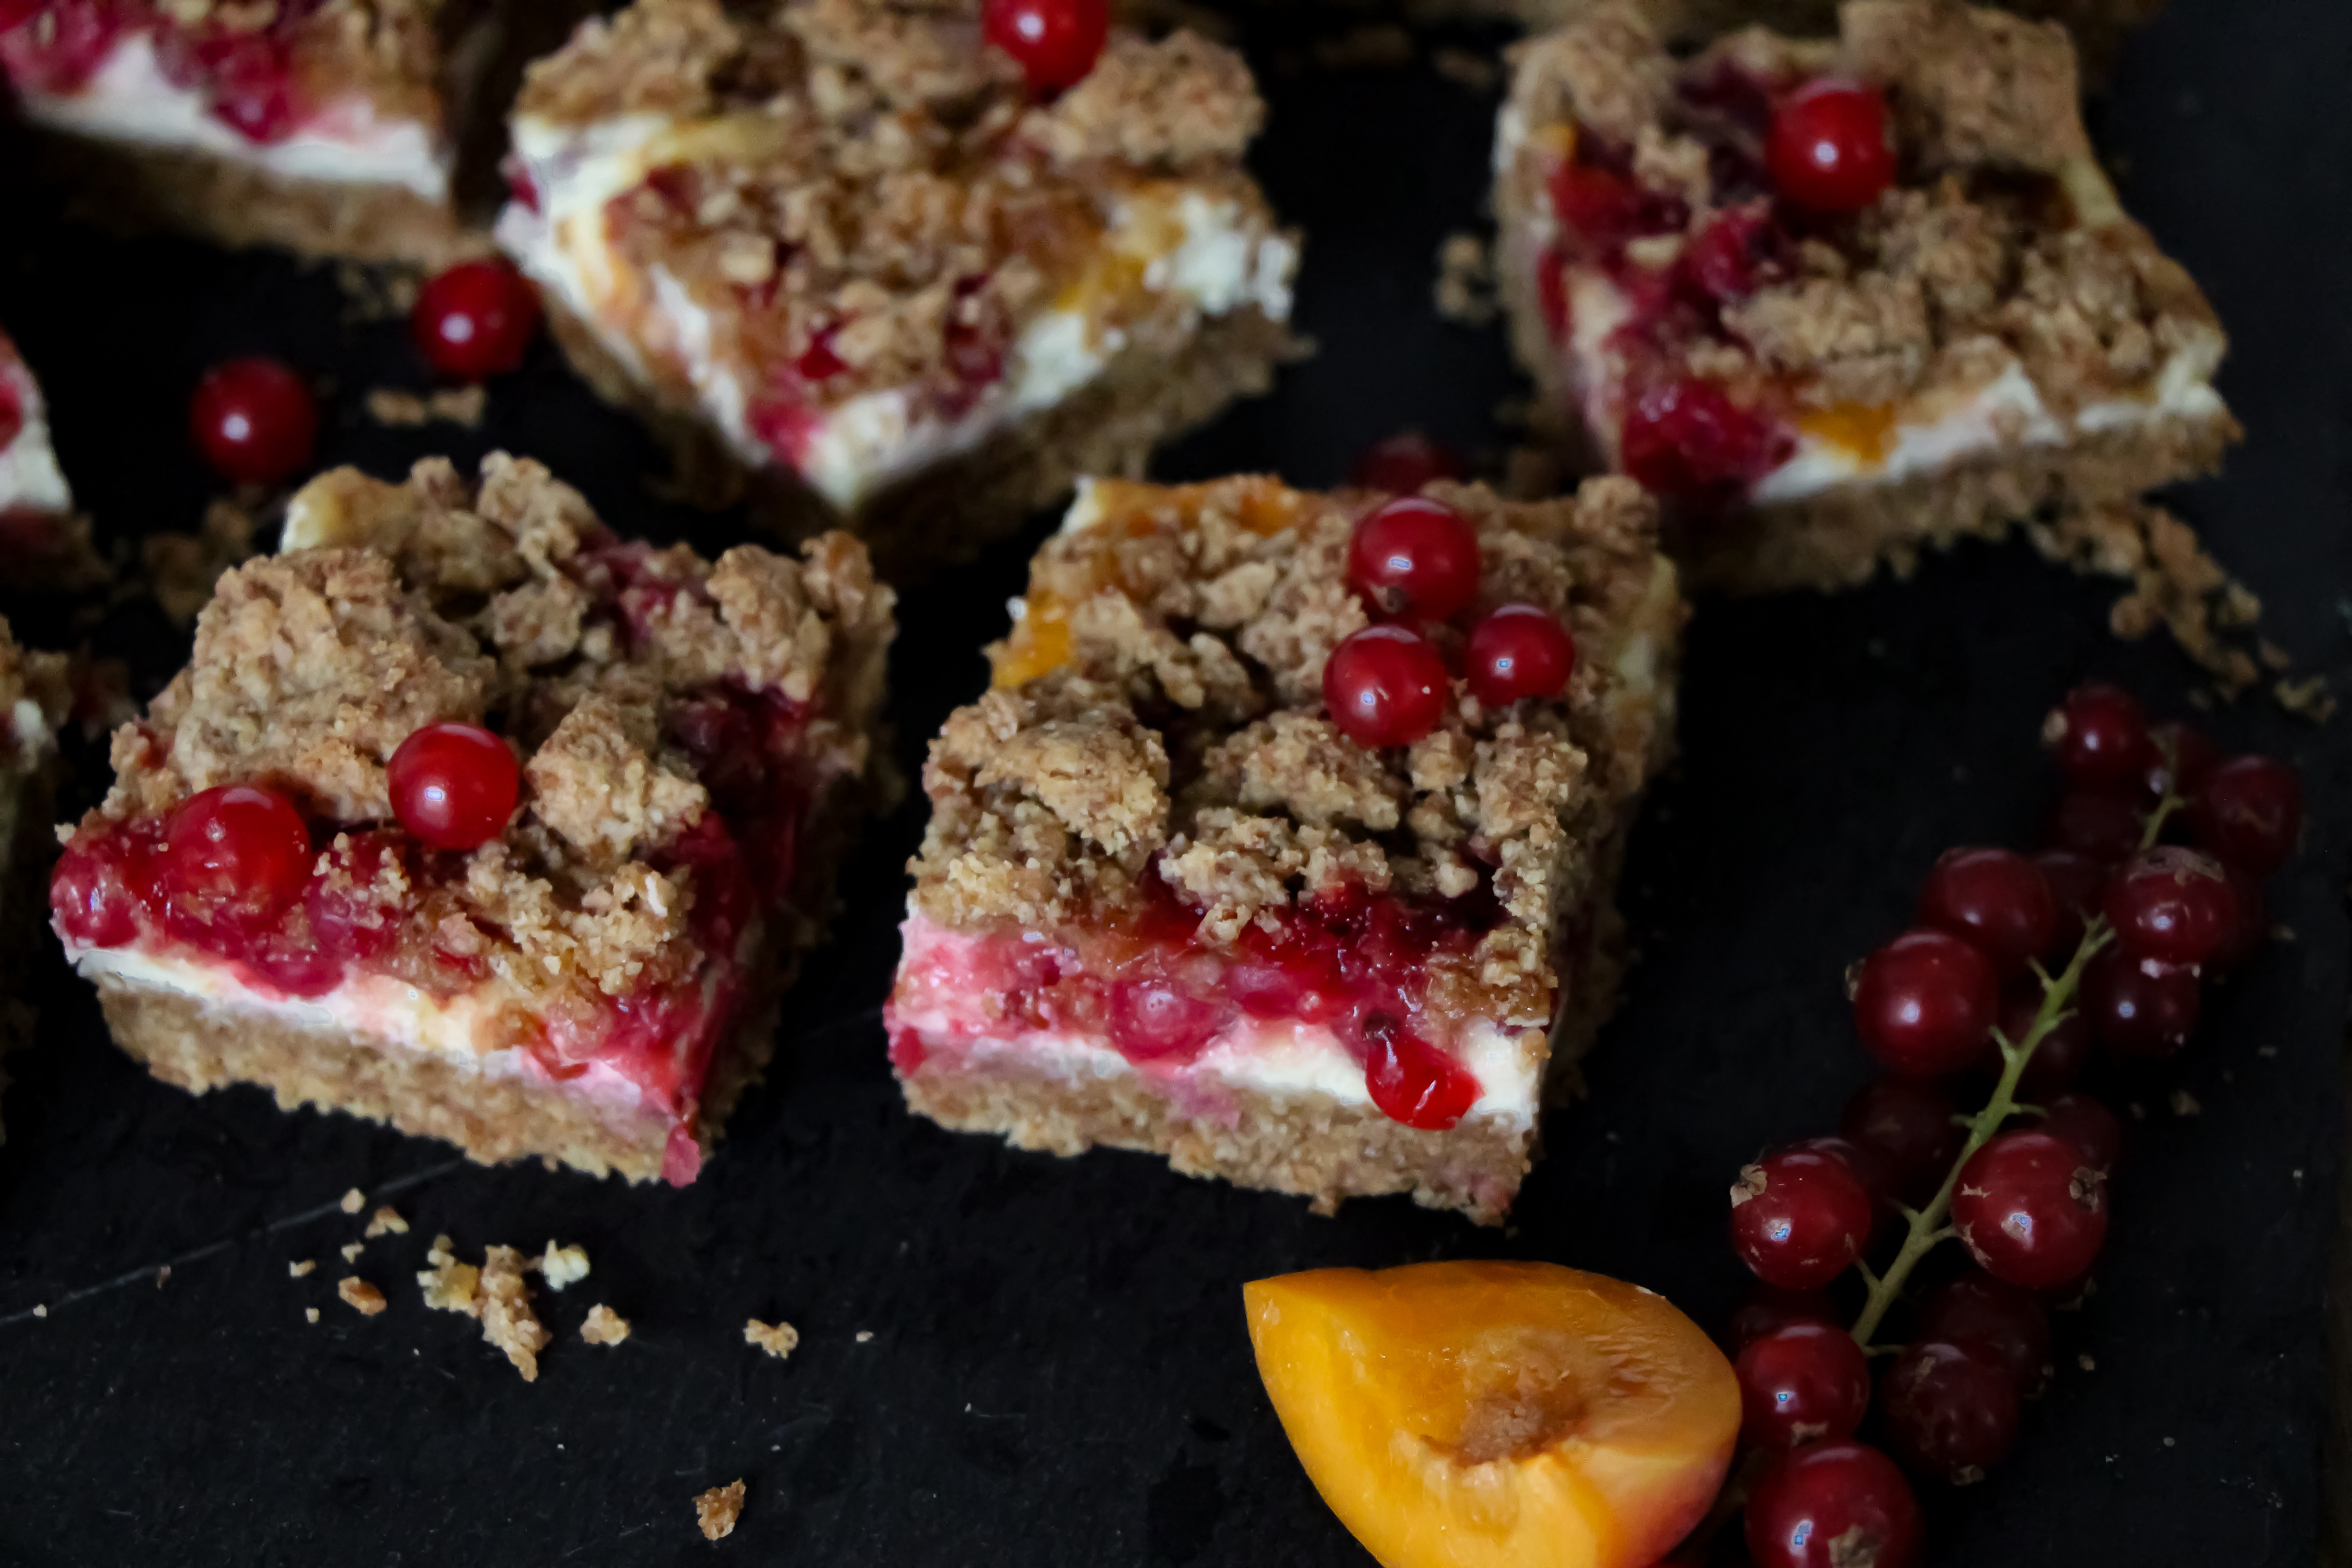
xmin=695 ymin=1479 xmax=747 ymax=1542
xmin=2163 ymin=1436 xmax=2176 ymax=1448
xmin=2275 ymin=675 xmax=2335 ymax=723
xmin=1309 ymin=22 xmax=1412 ymax=71
xmin=341 ymin=1242 xmax=367 ymax=1263
xmin=2170 ymin=1090 xmax=2201 ymax=1117
xmin=31 ymin=1304 xmax=45 ymax=1318
xmin=2259 ymin=1045 xmax=2279 ymax=1058
xmin=745 ymin=1319 xmax=800 ymax=1360
xmin=364 ymin=1205 xmax=410 ymax=1240
xmin=537 ymin=1240 xmax=591 ymax=1291
xmin=289 ymin=1259 xmax=317 ymax=1279
xmin=2129 ymin=1102 xmax=2147 ymax=1121
xmin=424 ymin=1245 xmax=557 ymax=1382
xmin=2079 ymin=1353 xmax=2096 ymax=1372
xmin=580 ymin=1304 xmax=632 ymax=1347
xmin=2260 ymin=639 xmax=2294 ymax=672
xmin=155 ymin=1266 xmax=171 ymax=1288
xmin=1430 ymin=45 xmax=1499 ymax=93
xmin=305 ymin=1307 xmax=320 ymax=1324
xmin=855 ymin=1330 xmax=874 ymax=1344
xmin=340 ymin=1189 xmax=366 ymax=1215
xmin=363 ymin=385 xmax=487 ymax=428
xmin=338 ymin=1278 xmax=388 ymax=1317
xmin=1432 ymin=232 xmax=1496 ymax=326
xmin=2293 ymin=1168 xmax=2306 ymax=1184
xmin=142 ymin=497 xmax=262 ymax=624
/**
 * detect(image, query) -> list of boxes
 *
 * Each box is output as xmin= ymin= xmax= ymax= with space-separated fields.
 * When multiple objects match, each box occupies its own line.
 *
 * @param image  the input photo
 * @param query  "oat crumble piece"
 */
xmin=745 ymin=1318 xmax=800 ymax=1360
xmin=580 ymin=1304 xmax=632 ymax=1346
xmin=338 ymin=1277 xmax=388 ymax=1316
xmin=694 ymin=1479 xmax=746 ymax=1542
xmin=364 ymin=386 xmax=489 ymax=429
xmin=478 ymin=1244 xmax=553 ymax=1381
xmin=538 ymin=1240 xmax=591 ymax=1290
xmin=340 ymin=1189 xmax=366 ymax=1215
xmin=364 ymin=1205 xmax=410 ymax=1239
xmin=289 ymin=1259 xmax=317 ymax=1278
xmin=341 ymin=1242 xmax=367 ymax=1264
xmin=418 ymin=1233 xmax=483 ymax=1313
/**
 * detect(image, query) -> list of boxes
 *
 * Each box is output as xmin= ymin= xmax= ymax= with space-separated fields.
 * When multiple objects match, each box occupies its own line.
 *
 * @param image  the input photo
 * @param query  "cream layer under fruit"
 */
xmin=0 ymin=335 xmax=71 ymax=519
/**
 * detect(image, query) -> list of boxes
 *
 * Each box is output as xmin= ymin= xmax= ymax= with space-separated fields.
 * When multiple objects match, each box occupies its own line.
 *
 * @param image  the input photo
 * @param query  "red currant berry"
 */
xmin=1879 ymin=1338 xmax=2021 ymax=1483
xmin=1744 ymin=1440 xmax=1921 ymax=1568
xmin=981 ymin=0 xmax=1107 ymax=93
xmin=412 ymin=258 xmax=540 ymax=381
xmin=1322 ymin=625 xmax=1449 ymax=749
xmin=1729 ymin=1148 xmax=1874 ymax=1291
xmin=50 ymin=823 xmax=162 ymax=949
xmin=2141 ymin=719 xmax=2217 ymax=803
xmin=1361 ymin=1018 xmax=1479 ymax=1130
xmin=2104 ymin=846 xmax=2239 ymax=966
xmin=189 ymin=356 xmax=317 ymax=485
xmin=1785 ymin=1134 xmax=1891 ymax=1212
xmin=1348 ymin=431 xmax=1462 ymax=495
xmin=162 ymin=784 xmax=313 ymax=937
xmin=1465 ymin=604 xmax=1575 ymax=707
xmin=2194 ymin=754 xmax=2304 ymax=876
xmin=2038 ymin=1091 xmax=2124 ymax=1175
xmin=1916 ymin=847 xmax=2055 ymax=975
xmin=1840 ymin=1077 xmax=1962 ymax=1206
xmin=1346 ymin=496 xmax=1481 ymax=621
xmin=1915 ymin=1272 xmax=2052 ymax=1398
xmin=1737 ymin=1320 xmax=1872 ymax=1451
xmin=1730 ymin=1284 xmax=1840 ymax=1351
xmin=1851 ymin=928 xmax=1998 ymax=1076
xmin=387 ymin=722 xmax=520 ymax=851
xmin=1764 ymin=79 xmax=1897 ymax=213
xmin=1950 ymin=1129 xmax=2108 ymax=1290
xmin=2083 ymin=947 xmax=2199 ymax=1060
xmin=2044 ymin=682 xmax=2152 ymax=792
xmin=1997 ymin=980 xmax=2092 ymax=1098
xmin=2043 ymin=789 xmax=2144 ymax=864
xmin=2034 ymin=849 xmax=2107 ymax=956
xmin=1618 ymin=375 xmax=1793 ymax=500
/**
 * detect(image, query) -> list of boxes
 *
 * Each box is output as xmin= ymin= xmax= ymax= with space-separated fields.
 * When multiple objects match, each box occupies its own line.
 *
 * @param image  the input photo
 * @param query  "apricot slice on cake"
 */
xmin=1245 ymin=1260 xmax=1738 ymax=1568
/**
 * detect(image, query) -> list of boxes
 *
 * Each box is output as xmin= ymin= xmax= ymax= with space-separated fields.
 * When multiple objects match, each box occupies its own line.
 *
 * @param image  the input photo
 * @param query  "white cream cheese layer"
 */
xmin=498 ymin=113 xmax=1297 ymax=513
xmin=0 ymin=357 xmax=71 ymax=518
xmin=19 ymin=31 xmax=448 ymax=199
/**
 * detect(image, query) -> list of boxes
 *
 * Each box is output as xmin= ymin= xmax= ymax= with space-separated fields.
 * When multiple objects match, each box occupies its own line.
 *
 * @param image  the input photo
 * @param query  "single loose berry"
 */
xmin=412 ymin=258 xmax=540 ymax=380
xmin=162 ymin=784 xmax=313 ymax=938
xmin=1996 ymin=981 xmax=2092 ymax=1098
xmin=1950 ymin=1129 xmax=2109 ymax=1290
xmin=1730 ymin=1284 xmax=1840 ymax=1351
xmin=1916 ymin=848 xmax=2056 ymax=975
xmin=2034 ymin=849 xmax=2107 ymax=956
xmin=2195 ymin=755 xmax=2304 ymax=876
xmin=1879 ymin=1338 xmax=2022 ymax=1483
xmin=2083 ymin=948 xmax=2199 ymax=1059
xmin=1465 ymin=604 xmax=1576 ymax=707
xmin=388 ymin=722 xmax=520 ymax=852
xmin=1915 ymin=1273 xmax=2052 ymax=1399
xmin=1737 ymin=1321 xmax=1872 ymax=1452
xmin=1323 ymin=625 xmax=1449 ymax=749
xmin=189 ymin=356 xmax=317 ymax=485
xmin=1346 ymin=496 xmax=1481 ymax=621
xmin=1362 ymin=1017 xmax=1479 ymax=1130
xmin=1745 ymin=1440 xmax=1921 ymax=1568
xmin=2038 ymin=1092 xmax=2124 ymax=1175
xmin=1348 ymin=431 xmax=1462 ymax=495
xmin=1852 ymin=928 xmax=1999 ymax=1076
xmin=1841 ymin=1076 xmax=1962 ymax=1206
xmin=2141 ymin=720 xmax=2218 ymax=803
xmin=2104 ymin=846 xmax=2239 ymax=967
xmin=2043 ymin=790 xmax=2145 ymax=864
xmin=1729 ymin=1148 xmax=1874 ymax=1291
xmin=981 ymin=0 xmax=1107 ymax=93
xmin=2045 ymin=683 xmax=2152 ymax=793
xmin=1764 ymin=80 xmax=1897 ymax=213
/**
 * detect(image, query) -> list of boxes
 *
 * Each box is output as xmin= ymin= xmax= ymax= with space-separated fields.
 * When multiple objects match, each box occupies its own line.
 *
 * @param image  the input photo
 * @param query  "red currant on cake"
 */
xmin=2103 ymin=846 xmax=2239 ymax=966
xmin=1879 ymin=1338 xmax=2022 ymax=1483
xmin=1465 ymin=605 xmax=1575 ymax=707
xmin=189 ymin=356 xmax=318 ymax=485
xmin=387 ymin=722 xmax=522 ymax=851
xmin=1851 ymin=928 xmax=1998 ymax=1076
xmin=1744 ymin=1440 xmax=1921 ymax=1568
xmin=981 ymin=0 xmax=1109 ymax=94
xmin=2044 ymin=682 xmax=2151 ymax=793
xmin=1736 ymin=1320 xmax=1872 ymax=1451
xmin=1916 ymin=847 xmax=2057 ymax=972
xmin=160 ymin=784 xmax=313 ymax=938
xmin=1729 ymin=1147 xmax=1873 ymax=1291
xmin=413 ymin=259 xmax=541 ymax=381
xmin=1349 ymin=432 xmax=1462 ymax=495
xmin=1323 ymin=625 xmax=1449 ymax=749
xmin=1346 ymin=496 xmax=1481 ymax=621
xmin=1950 ymin=1129 xmax=2109 ymax=1290
xmin=1764 ymin=79 xmax=1897 ymax=213
xmin=2195 ymin=754 xmax=2304 ymax=875
xmin=1362 ymin=1018 xmax=1479 ymax=1131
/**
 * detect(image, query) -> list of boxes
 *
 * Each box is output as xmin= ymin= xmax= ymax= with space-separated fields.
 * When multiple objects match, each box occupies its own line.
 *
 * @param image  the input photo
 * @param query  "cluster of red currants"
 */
xmin=1713 ymin=682 xmax=2304 ymax=1568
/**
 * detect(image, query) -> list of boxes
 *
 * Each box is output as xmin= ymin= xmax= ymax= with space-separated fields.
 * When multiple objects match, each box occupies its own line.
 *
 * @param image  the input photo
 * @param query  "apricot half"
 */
xmin=1245 ymin=1261 xmax=1738 ymax=1568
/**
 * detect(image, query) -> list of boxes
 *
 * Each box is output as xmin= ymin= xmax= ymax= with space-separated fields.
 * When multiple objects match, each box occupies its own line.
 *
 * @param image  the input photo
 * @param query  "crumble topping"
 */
xmin=745 ymin=1318 xmax=800 ymax=1358
xmin=340 ymin=1187 xmax=366 ymax=1213
xmin=338 ymin=1276 xmax=388 ymax=1315
xmin=694 ymin=1479 xmax=746 ymax=1541
xmin=538 ymin=1240 xmax=592 ymax=1289
xmin=364 ymin=1204 xmax=411 ymax=1238
xmin=422 ymin=1238 xmax=553 ymax=1380
xmin=580 ymin=1303 xmax=632 ymax=1345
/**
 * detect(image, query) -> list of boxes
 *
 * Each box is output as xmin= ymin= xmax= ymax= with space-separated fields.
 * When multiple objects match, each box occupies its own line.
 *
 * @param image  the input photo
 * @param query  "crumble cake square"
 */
xmin=1493 ymin=0 xmax=2235 ymax=594
xmin=496 ymin=0 xmax=1302 ymax=573
xmin=0 ymin=0 xmax=588 ymax=262
xmin=884 ymin=472 xmax=1683 ymax=1223
xmin=1502 ymin=0 xmax=2161 ymax=69
xmin=49 ymin=452 xmax=895 ymax=1183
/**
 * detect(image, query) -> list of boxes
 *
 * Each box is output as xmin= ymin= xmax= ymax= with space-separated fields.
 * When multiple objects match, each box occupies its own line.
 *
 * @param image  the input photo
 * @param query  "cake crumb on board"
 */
xmin=745 ymin=1319 xmax=799 ymax=1360
xmin=695 ymin=1480 xmax=746 ymax=1542
xmin=418 ymin=1236 xmax=552 ymax=1381
xmin=338 ymin=1279 xmax=387 ymax=1317
xmin=580 ymin=1305 xmax=631 ymax=1346
xmin=305 ymin=1308 xmax=319 ymax=1324
xmin=364 ymin=385 xmax=487 ymax=428
xmin=340 ymin=1189 xmax=365 ymax=1215
xmin=289 ymin=1259 xmax=316 ymax=1279
xmin=364 ymin=1205 xmax=409 ymax=1239
xmin=341 ymin=1242 xmax=366 ymax=1263
xmin=536 ymin=1241 xmax=590 ymax=1290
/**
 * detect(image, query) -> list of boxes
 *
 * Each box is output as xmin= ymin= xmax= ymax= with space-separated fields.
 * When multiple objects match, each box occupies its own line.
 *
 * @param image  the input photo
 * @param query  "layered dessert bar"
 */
xmin=1 ymin=0 xmax=585 ymax=261
xmin=49 ymin=452 xmax=895 ymax=1182
xmin=884 ymin=473 xmax=1682 ymax=1222
xmin=0 ymin=618 xmax=69 ymax=1139
xmin=1520 ymin=0 xmax=2162 ymax=69
xmin=0 ymin=324 xmax=103 ymax=588
xmin=1494 ymin=0 xmax=2235 ymax=594
xmin=498 ymin=0 xmax=1300 ymax=571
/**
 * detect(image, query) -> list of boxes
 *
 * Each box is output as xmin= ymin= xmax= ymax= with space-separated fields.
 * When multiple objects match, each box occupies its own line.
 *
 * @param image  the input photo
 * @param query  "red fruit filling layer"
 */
xmin=0 ymin=0 xmax=338 ymax=144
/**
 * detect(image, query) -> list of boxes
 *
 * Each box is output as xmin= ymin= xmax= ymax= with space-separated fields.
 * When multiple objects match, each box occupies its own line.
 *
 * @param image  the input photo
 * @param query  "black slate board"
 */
xmin=2 ymin=0 xmax=2348 ymax=1562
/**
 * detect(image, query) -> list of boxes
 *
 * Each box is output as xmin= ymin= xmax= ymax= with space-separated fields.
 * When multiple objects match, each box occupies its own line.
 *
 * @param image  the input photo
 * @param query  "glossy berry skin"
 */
xmin=1738 ymin=1321 xmax=1872 ymax=1452
xmin=1916 ymin=1273 xmax=2052 ymax=1398
xmin=1745 ymin=1440 xmax=1921 ymax=1568
xmin=1730 ymin=1285 xmax=1840 ymax=1351
xmin=2034 ymin=849 xmax=2108 ymax=956
xmin=1997 ymin=981 xmax=2092 ymax=1098
xmin=1465 ymin=604 xmax=1576 ymax=707
xmin=2083 ymin=948 xmax=2199 ymax=1059
xmin=1851 ymin=928 xmax=1999 ymax=1076
xmin=981 ymin=0 xmax=1107 ymax=93
xmin=2195 ymin=755 xmax=2304 ymax=876
xmin=189 ymin=357 xmax=317 ymax=485
xmin=1360 ymin=1017 xmax=1479 ymax=1131
xmin=162 ymin=784 xmax=313 ymax=938
xmin=1323 ymin=626 xmax=1449 ymax=749
xmin=1841 ymin=1076 xmax=1962 ymax=1206
xmin=2141 ymin=720 xmax=2218 ymax=803
xmin=1786 ymin=1134 xmax=1890 ymax=1211
xmin=2104 ymin=846 xmax=2239 ymax=967
xmin=387 ymin=723 xmax=521 ymax=851
xmin=1765 ymin=80 xmax=1897 ymax=213
xmin=1951 ymin=1129 xmax=2109 ymax=1290
xmin=2046 ymin=682 xmax=2151 ymax=792
xmin=1617 ymin=375 xmax=1793 ymax=502
xmin=412 ymin=259 xmax=540 ymax=380
xmin=2038 ymin=1092 xmax=2124 ymax=1175
xmin=1729 ymin=1148 xmax=1875 ymax=1291
xmin=1916 ymin=848 xmax=2056 ymax=974
xmin=1346 ymin=497 xmax=1481 ymax=621
xmin=1348 ymin=431 xmax=1462 ymax=494
xmin=1879 ymin=1338 xmax=2022 ymax=1483
xmin=2043 ymin=790 xmax=2144 ymax=864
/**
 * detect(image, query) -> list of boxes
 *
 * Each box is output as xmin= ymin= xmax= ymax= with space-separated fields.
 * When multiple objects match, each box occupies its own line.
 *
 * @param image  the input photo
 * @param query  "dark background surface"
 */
xmin=2 ymin=0 xmax=2349 ymax=1562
